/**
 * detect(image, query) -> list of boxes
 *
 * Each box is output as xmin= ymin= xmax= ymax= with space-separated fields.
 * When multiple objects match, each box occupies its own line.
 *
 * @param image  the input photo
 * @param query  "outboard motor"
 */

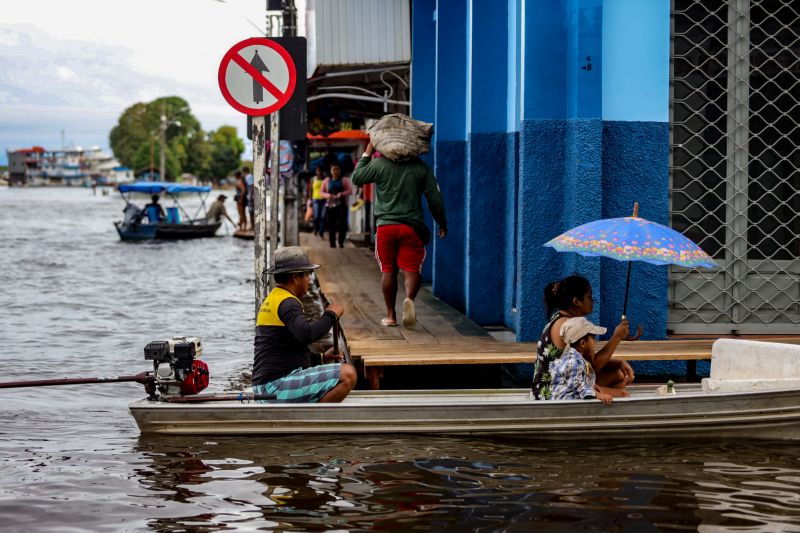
xmin=144 ymin=336 xmax=209 ymax=397
xmin=122 ymin=203 xmax=143 ymax=230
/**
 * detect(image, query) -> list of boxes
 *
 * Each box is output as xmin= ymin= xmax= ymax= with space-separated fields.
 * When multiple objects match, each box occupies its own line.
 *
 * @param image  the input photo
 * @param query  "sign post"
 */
xmin=218 ymin=37 xmax=297 ymax=314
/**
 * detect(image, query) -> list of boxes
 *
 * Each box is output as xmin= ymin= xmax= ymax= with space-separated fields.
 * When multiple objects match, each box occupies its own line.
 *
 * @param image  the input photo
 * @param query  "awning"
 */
xmin=118 ymin=181 xmax=212 ymax=194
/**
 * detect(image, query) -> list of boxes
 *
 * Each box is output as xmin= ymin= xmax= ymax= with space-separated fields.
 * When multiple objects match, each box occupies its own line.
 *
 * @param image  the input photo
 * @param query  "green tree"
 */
xmin=131 ymin=142 xmax=180 ymax=180
xmin=208 ymin=125 xmax=245 ymax=180
xmin=185 ymin=130 xmax=212 ymax=179
xmin=109 ymin=96 xmax=203 ymax=179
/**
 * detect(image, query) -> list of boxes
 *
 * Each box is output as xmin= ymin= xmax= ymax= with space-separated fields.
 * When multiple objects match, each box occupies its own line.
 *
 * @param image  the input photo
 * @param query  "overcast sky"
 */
xmin=1 ymin=0 xmax=303 ymax=165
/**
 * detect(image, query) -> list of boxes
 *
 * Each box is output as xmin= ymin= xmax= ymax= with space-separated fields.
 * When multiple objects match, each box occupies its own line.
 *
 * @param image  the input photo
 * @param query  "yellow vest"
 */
xmin=312 ymin=178 xmax=324 ymax=200
xmin=256 ymin=287 xmax=300 ymax=326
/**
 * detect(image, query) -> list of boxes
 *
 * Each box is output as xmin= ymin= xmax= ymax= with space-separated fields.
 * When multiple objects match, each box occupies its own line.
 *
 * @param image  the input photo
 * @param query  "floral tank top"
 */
xmin=531 ymin=312 xmax=566 ymax=400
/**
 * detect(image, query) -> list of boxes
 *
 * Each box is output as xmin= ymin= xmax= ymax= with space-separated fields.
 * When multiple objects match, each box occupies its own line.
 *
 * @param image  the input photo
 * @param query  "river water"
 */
xmin=2 ymin=187 xmax=800 ymax=532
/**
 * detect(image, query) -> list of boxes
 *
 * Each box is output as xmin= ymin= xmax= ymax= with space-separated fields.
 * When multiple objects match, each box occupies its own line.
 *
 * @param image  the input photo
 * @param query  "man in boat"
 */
xmin=351 ymin=141 xmax=447 ymax=328
xmin=206 ymin=194 xmax=235 ymax=226
xmin=252 ymin=246 xmax=356 ymax=403
xmin=143 ymin=194 xmax=166 ymax=223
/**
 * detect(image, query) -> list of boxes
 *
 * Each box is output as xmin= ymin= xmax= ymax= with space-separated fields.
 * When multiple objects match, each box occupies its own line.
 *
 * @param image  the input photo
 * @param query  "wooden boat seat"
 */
xmin=351 ymin=338 xmax=800 ymax=390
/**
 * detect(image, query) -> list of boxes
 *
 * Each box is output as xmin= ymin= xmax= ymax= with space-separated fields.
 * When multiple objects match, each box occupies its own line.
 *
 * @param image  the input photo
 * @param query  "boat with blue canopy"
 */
xmin=114 ymin=181 xmax=221 ymax=241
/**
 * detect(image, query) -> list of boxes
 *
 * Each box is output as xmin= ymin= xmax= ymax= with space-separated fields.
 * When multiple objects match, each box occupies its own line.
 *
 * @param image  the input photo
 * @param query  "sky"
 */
xmin=1 ymin=0 xmax=304 ymax=165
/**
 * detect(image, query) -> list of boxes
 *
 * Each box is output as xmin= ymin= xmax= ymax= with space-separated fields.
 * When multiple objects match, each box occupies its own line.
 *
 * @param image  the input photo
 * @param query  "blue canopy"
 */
xmin=118 ymin=181 xmax=212 ymax=194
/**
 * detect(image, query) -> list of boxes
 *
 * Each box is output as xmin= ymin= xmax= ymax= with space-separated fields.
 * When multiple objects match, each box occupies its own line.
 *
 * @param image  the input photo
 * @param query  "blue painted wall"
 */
xmin=463 ymin=0 xmax=509 ymax=323
xmin=432 ymin=0 xmax=467 ymax=311
xmin=411 ymin=0 xmax=437 ymax=282
xmin=411 ymin=0 xmax=674 ymax=369
xmin=602 ymin=0 xmax=670 ymax=122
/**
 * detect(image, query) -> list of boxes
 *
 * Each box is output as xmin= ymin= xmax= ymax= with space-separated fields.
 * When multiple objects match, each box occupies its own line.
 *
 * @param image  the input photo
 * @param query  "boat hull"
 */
xmin=114 ymin=221 xmax=220 ymax=241
xmin=128 ymin=387 xmax=800 ymax=440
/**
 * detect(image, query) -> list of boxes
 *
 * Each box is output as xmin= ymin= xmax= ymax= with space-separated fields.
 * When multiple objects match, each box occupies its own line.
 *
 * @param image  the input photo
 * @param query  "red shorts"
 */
xmin=375 ymin=224 xmax=426 ymax=273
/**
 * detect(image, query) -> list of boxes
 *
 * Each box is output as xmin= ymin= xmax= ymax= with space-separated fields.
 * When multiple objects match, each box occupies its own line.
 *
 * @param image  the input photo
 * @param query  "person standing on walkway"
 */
xmin=351 ymin=142 xmax=447 ymax=328
xmin=243 ymin=166 xmax=254 ymax=230
xmin=321 ymin=162 xmax=353 ymax=248
xmin=252 ymin=246 xmax=356 ymax=403
xmin=234 ymin=171 xmax=248 ymax=230
xmin=310 ymin=166 xmax=327 ymax=239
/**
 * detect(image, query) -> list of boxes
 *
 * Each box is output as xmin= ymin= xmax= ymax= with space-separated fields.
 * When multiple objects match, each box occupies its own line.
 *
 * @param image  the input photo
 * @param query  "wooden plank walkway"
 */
xmin=302 ymin=234 xmax=800 ymax=389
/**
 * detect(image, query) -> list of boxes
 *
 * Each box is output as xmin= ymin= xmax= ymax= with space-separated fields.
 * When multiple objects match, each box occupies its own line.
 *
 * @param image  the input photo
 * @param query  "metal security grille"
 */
xmin=669 ymin=0 xmax=800 ymax=334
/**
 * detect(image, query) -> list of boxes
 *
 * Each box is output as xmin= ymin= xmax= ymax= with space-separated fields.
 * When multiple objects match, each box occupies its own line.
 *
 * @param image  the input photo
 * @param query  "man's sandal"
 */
xmin=402 ymin=298 xmax=416 ymax=328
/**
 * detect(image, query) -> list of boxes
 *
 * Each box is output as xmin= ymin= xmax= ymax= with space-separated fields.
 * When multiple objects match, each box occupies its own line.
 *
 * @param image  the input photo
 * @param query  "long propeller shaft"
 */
xmin=0 ymin=371 xmax=154 ymax=389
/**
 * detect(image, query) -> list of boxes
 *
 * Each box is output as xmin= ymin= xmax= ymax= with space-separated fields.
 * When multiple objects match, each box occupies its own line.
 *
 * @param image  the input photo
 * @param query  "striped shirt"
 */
xmin=549 ymin=347 xmax=596 ymax=400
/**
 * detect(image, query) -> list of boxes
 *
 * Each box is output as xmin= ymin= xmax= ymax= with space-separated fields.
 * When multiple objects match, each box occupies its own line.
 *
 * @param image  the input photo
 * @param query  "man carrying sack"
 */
xmin=251 ymin=246 xmax=356 ymax=402
xmin=352 ymin=115 xmax=447 ymax=328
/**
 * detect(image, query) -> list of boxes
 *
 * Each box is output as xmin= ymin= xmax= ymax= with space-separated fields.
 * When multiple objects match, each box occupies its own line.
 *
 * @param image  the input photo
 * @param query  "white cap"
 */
xmin=560 ymin=317 xmax=607 ymax=346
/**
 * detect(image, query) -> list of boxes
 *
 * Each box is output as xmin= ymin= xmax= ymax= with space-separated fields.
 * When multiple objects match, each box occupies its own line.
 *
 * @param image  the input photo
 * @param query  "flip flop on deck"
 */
xmin=380 ymin=318 xmax=398 ymax=327
xmin=402 ymin=298 xmax=416 ymax=328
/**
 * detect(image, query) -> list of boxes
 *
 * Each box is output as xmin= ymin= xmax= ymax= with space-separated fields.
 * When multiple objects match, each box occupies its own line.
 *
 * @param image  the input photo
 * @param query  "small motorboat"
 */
xmin=114 ymin=181 xmax=221 ymax=241
xmin=128 ymin=339 xmax=800 ymax=440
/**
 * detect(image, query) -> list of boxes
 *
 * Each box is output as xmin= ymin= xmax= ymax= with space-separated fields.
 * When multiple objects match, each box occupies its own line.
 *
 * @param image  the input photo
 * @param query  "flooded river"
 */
xmin=2 ymin=187 xmax=800 ymax=532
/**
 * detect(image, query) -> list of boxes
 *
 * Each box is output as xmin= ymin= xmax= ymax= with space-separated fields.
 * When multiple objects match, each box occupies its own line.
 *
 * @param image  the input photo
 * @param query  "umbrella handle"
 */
xmin=623 ymin=323 xmax=644 ymax=341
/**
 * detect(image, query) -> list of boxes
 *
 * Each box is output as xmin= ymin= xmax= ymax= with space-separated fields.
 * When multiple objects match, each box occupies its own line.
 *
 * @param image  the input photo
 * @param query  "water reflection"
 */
xmin=128 ymin=436 xmax=800 ymax=531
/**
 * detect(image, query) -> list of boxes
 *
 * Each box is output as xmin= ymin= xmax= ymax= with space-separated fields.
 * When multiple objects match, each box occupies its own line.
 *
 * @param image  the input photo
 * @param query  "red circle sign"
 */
xmin=218 ymin=37 xmax=297 ymax=116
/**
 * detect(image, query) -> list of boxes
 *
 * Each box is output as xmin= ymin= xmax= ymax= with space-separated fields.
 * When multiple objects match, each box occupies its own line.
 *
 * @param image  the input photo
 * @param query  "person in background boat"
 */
xmin=321 ymin=162 xmax=353 ymax=249
xmin=234 ymin=171 xmax=248 ymax=231
xmin=549 ymin=317 xmax=617 ymax=404
xmin=531 ymin=275 xmax=634 ymax=400
xmin=143 ymin=194 xmax=166 ymax=223
xmin=206 ymin=194 xmax=235 ymax=226
xmin=243 ymin=166 xmax=254 ymax=230
xmin=351 ymin=141 xmax=447 ymax=328
xmin=310 ymin=165 xmax=327 ymax=239
xmin=252 ymin=246 xmax=356 ymax=403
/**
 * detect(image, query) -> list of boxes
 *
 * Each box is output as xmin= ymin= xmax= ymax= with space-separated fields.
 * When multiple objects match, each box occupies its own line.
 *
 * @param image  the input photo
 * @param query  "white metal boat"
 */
xmin=128 ymin=384 xmax=800 ymax=439
xmin=128 ymin=339 xmax=800 ymax=440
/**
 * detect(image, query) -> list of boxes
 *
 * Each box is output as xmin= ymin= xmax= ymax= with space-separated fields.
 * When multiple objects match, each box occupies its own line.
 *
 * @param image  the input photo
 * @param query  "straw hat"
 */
xmin=265 ymin=246 xmax=320 ymax=274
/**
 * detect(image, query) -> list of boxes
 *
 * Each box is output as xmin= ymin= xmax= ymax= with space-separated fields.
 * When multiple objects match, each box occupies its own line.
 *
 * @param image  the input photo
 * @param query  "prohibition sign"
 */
xmin=218 ymin=37 xmax=297 ymax=116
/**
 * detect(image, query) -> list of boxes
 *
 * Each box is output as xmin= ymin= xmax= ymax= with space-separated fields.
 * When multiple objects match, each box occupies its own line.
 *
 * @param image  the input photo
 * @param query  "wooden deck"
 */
xmin=302 ymin=234 xmax=800 ymax=390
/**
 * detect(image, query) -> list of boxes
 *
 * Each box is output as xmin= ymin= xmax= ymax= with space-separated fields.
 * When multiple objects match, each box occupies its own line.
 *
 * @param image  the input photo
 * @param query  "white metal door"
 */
xmin=669 ymin=0 xmax=800 ymax=334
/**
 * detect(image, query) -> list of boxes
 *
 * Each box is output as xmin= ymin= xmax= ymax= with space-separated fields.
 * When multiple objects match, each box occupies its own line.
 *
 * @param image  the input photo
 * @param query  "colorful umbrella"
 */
xmin=544 ymin=203 xmax=717 ymax=336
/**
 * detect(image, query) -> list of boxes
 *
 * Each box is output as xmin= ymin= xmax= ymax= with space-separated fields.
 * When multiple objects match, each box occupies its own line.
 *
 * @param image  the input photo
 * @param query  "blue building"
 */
xmin=410 ymin=0 xmax=800 ymax=348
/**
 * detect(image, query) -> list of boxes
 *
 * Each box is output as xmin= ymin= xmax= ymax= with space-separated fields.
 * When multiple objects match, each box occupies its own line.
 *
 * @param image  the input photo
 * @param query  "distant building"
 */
xmin=5 ymin=145 xmax=133 ymax=186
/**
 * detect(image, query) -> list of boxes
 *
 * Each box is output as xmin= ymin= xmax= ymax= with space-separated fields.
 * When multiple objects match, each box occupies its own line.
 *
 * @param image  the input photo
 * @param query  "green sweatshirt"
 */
xmin=351 ymin=155 xmax=447 ymax=233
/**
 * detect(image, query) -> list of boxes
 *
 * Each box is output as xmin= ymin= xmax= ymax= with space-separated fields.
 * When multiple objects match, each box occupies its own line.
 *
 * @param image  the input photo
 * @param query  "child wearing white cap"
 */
xmin=548 ymin=317 xmax=626 ymax=404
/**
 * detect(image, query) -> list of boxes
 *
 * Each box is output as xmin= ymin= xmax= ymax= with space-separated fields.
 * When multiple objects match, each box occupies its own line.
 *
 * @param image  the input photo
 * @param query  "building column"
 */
xmin=411 ymin=0 xmax=437 ymax=282
xmin=432 ymin=0 xmax=468 ymax=311
xmin=464 ymin=0 xmax=509 ymax=324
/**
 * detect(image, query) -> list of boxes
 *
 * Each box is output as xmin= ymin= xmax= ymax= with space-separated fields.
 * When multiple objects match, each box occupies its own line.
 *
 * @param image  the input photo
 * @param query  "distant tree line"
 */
xmin=109 ymin=96 xmax=244 ymax=181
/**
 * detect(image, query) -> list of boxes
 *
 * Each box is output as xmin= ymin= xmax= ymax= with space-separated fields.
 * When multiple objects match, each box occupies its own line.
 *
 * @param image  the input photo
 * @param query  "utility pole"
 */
xmin=253 ymin=2 xmax=285 ymax=315
xmin=282 ymin=0 xmax=299 ymax=246
xmin=159 ymin=103 xmax=166 ymax=181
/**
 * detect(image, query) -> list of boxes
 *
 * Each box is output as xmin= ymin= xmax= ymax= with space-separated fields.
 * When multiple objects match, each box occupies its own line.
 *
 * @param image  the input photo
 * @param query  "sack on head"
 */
xmin=367 ymin=114 xmax=433 ymax=161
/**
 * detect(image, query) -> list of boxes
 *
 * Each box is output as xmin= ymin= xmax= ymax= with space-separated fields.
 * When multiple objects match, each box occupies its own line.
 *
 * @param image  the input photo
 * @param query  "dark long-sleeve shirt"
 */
xmin=252 ymin=289 xmax=336 ymax=385
xmin=351 ymin=155 xmax=447 ymax=232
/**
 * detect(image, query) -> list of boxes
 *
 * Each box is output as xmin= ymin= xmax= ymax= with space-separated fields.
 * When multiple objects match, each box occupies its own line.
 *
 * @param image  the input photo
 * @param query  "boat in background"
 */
xmin=114 ymin=181 xmax=220 ymax=241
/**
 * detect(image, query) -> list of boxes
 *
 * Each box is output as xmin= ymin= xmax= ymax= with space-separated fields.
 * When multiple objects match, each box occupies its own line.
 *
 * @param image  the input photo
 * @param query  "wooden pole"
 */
xmin=253 ymin=116 xmax=268 ymax=316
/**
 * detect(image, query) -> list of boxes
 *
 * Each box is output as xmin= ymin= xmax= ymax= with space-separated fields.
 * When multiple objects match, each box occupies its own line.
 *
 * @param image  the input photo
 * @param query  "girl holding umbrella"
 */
xmin=531 ymin=275 xmax=635 ymax=400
